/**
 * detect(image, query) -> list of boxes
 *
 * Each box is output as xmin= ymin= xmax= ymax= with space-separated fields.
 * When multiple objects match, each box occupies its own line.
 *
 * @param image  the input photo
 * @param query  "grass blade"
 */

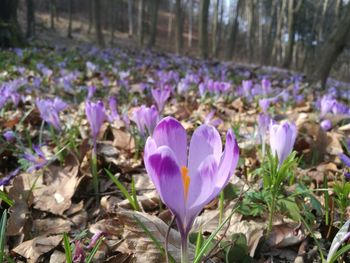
xmin=0 ymin=209 xmax=8 ymax=263
xmin=63 ymin=233 xmax=72 ymax=263
xmin=86 ymin=237 xmax=103 ymax=263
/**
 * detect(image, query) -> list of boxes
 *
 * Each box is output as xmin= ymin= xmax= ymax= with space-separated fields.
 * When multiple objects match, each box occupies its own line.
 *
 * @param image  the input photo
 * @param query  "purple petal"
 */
xmin=147 ymin=146 xmax=186 ymax=224
xmin=340 ymin=153 xmax=350 ymax=168
xmin=152 ymin=117 xmax=187 ymax=167
xmin=188 ymin=124 xmax=222 ymax=177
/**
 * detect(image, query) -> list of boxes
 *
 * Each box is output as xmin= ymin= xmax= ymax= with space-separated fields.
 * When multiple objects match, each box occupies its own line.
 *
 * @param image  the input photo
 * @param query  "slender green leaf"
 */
xmin=63 ymin=233 xmax=72 ymax=263
xmin=329 ymin=244 xmax=350 ymax=263
xmin=0 ymin=210 xmax=8 ymax=263
xmin=86 ymin=237 xmax=103 ymax=263
xmin=0 ymin=191 xmax=13 ymax=206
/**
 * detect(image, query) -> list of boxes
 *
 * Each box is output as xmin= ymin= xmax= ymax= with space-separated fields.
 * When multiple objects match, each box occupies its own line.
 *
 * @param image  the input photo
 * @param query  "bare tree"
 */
xmin=271 ymin=0 xmax=287 ymax=65
xmin=283 ymin=0 xmax=302 ymax=68
xmin=138 ymin=0 xmax=144 ymax=45
xmin=26 ymin=0 xmax=35 ymax=38
xmin=88 ymin=0 xmax=93 ymax=34
xmin=110 ymin=0 xmax=115 ymax=45
xmin=311 ymin=2 xmax=350 ymax=88
xmin=0 ymin=0 xmax=23 ymax=47
xmin=199 ymin=0 xmax=210 ymax=59
xmin=147 ymin=0 xmax=160 ymax=48
xmin=67 ymin=0 xmax=73 ymax=38
xmin=128 ymin=0 xmax=133 ymax=37
xmin=188 ymin=0 xmax=193 ymax=48
xmin=225 ymin=0 xmax=242 ymax=59
xmin=212 ymin=0 xmax=219 ymax=57
xmin=175 ymin=0 xmax=183 ymax=54
xmin=93 ymin=0 xmax=105 ymax=47
xmin=49 ymin=0 xmax=56 ymax=30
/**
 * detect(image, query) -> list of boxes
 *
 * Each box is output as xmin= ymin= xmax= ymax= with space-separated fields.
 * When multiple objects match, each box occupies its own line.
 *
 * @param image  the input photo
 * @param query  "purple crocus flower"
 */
xmin=85 ymin=100 xmax=107 ymax=149
xmin=0 ymin=168 xmax=20 ymax=187
xmin=242 ymin=80 xmax=253 ymax=99
xmin=320 ymin=95 xmax=336 ymax=118
xmin=339 ymin=153 xmax=350 ymax=168
xmin=204 ymin=110 xmax=223 ymax=127
xmin=107 ymin=96 xmax=120 ymax=122
xmin=259 ymin=98 xmax=271 ymax=113
xmin=131 ymin=105 xmax=159 ymax=137
xmin=261 ymin=78 xmax=271 ymax=95
xmin=258 ymin=114 xmax=271 ymax=157
xmin=23 ymin=145 xmax=48 ymax=172
xmin=36 ymin=98 xmax=68 ymax=130
xmin=144 ymin=117 xmax=239 ymax=260
xmin=3 ymin=130 xmax=16 ymax=142
xmin=87 ymin=85 xmax=96 ymax=100
xmin=87 ymin=231 xmax=106 ymax=249
xmin=151 ymin=87 xmax=171 ymax=113
xmin=269 ymin=121 xmax=297 ymax=165
xmin=320 ymin=119 xmax=332 ymax=131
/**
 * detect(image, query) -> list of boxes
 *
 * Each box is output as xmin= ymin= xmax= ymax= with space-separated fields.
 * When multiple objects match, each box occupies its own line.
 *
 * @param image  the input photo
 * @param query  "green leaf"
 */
xmin=105 ymin=169 xmax=139 ymax=211
xmin=0 ymin=210 xmax=8 ymax=263
xmin=86 ymin=237 xmax=103 ymax=263
xmin=0 ymin=191 xmax=14 ymax=206
xmin=63 ymin=233 xmax=72 ymax=263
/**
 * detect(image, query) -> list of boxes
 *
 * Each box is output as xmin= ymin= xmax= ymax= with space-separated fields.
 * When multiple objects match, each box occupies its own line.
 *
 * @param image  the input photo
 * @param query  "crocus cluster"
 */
xmin=36 ymin=98 xmax=68 ymax=130
xmin=144 ymin=117 xmax=239 ymax=260
xmin=269 ymin=121 xmax=297 ymax=165
xmin=198 ymin=79 xmax=231 ymax=97
xmin=131 ymin=105 xmax=159 ymax=137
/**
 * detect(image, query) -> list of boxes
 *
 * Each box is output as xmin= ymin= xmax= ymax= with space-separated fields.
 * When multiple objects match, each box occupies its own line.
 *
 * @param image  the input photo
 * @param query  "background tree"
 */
xmin=138 ymin=0 xmax=144 ymax=46
xmin=26 ymin=0 xmax=35 ymax=38
xmin=175 ymin=0 xmax=183 ymax=54
xmin=199 ymin=0 xmax=210 ymax=59
xmin=0 ymin=0 xmax=23 ymax=47
xmin=311 ymin=2 xmax=350 ymax=88
xmin=128 ymin=0 xmax=133 ymax=37
xmin=67 ymin=0 xmax=73 ymax=38
xmin=147 ymin=0 xmax=160 ymax=48
xmin=93 ymin=0 xmax=105 ymax=47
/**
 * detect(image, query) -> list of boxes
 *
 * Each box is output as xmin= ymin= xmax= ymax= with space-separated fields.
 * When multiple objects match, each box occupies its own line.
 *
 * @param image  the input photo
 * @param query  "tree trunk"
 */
xmin=225 ymin=0 xmax=242 ymax=59
xmin=212 ymin=0 xmax=219 ymax=57
xmin=49 ymin=0 xmax=55 ymax=30
xmin=247 ymin=0 xmax=255 ymax=62
xmin=311 ymin=2 xmax=350 ymax=88
xmin=175 ymin=0 xmax=183 ymax=54
xmin=0 ymin=0 xmax=23 ymax=47
xmin=88 ymin=0 xmax=93 ymax=34
xmin=93 ymin=0 xmax=105 ymax=47
xmin=128 ymin=0 xmax=133 ymax=37
xmin=26 ymin=0 xmax=35 ymax=38
xmin=110 ymin=0 xmax=115 ymax=45
xmin=67 ymin=0 xmax=73 ymax=38
xmin=188 ymin=0 xmax=193 ymax=48
xmin=271 ymin=0 xmax=287 ymax=65
xmin=265 ymin=0 xmax=277 ymax=64
xmin=217 ymin=0 xmax=224 ymax=56
xmin=199 ymin=0 xmax=210 ymax=59
xmin=138 ymin=0 xmax=144 ymax=46
xmin=147 ymin=0 xmax=160 ymax=48
xmin=283 ymin=0 xmax=298 ymax=68
xmin=335 ymin=0 xmax=342 ymax=24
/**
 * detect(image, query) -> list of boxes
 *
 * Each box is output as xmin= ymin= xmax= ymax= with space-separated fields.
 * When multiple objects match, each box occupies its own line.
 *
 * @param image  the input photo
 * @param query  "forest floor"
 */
xmin=0 ymin=7 xmax=349 ymax=263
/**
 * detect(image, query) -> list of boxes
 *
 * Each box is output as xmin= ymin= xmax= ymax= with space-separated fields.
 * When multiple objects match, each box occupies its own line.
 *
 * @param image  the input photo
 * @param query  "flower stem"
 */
xmin=181 ymin=235 xmax=189 ymax=263
xmin=91 ymin=147 xmax=99 ymax=199
xmin=267 ymin=192 xmax=276 ymax=236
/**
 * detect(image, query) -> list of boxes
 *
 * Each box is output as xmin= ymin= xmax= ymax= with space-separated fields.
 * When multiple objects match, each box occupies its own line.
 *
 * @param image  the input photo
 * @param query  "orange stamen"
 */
xmin=181 ymin=166 xmax=190 ymax=201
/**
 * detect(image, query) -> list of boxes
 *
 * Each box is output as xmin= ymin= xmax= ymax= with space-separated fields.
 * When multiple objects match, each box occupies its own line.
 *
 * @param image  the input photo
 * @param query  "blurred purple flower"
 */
xmin=151 ymin=87 xmax=171 ymax=112
xmin=36 ymin=98 xmax=68 ymax=130
xmin=131 ymin=105 xmax=159 ymax=137
xmin=107 ymin=96 xmax=120 ymax=122
xmin=0 ymin=168 xmax=20 ymax=187
xmin=87 ymin=231 xmax=106 ymax=249
xmin=3 ymin=130 xmax=16 ymax=142
xmin=242 ymin=80 xmax=253 ymax=98
xmin=73 ymin=241 xmax=85 ymax=263
xmin=339 ymin=153 xmax=350 ymax=167
xmin=320 ymin=119 xmax=332 ymax=131
xmin=85 ymin=100 xmax=107 ymax=149
xmin=87 ymin=85 xmax=96 ymax=99
xmin=23 ymin=145 xmax=48 ymax=172
xmin=269 ymin=121 xmax=297 ymax=165
xmin=144 ymin=117 xmax=239 ymax=250
xmin=204 ymin=110 xmax=223 ymax=127
xmin=320 ymin=95 xmax=336 ymax=118
xmin=259 ymin=98 xmax=271 ymax=113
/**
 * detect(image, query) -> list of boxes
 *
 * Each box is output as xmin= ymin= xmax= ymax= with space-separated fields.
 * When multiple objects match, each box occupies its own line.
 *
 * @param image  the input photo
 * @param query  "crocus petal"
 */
xmin=340 ymin=153 xmax=350 ymax=168
xmin=188 ymin=124 xmax=222 ymax=177
xmin=147 ymin=146 xmax=186 ymax=223
xmin=215 ymin=129 xmax=239 ymax=191
xmin=152 ymin=117 xmax=187 ymax=167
